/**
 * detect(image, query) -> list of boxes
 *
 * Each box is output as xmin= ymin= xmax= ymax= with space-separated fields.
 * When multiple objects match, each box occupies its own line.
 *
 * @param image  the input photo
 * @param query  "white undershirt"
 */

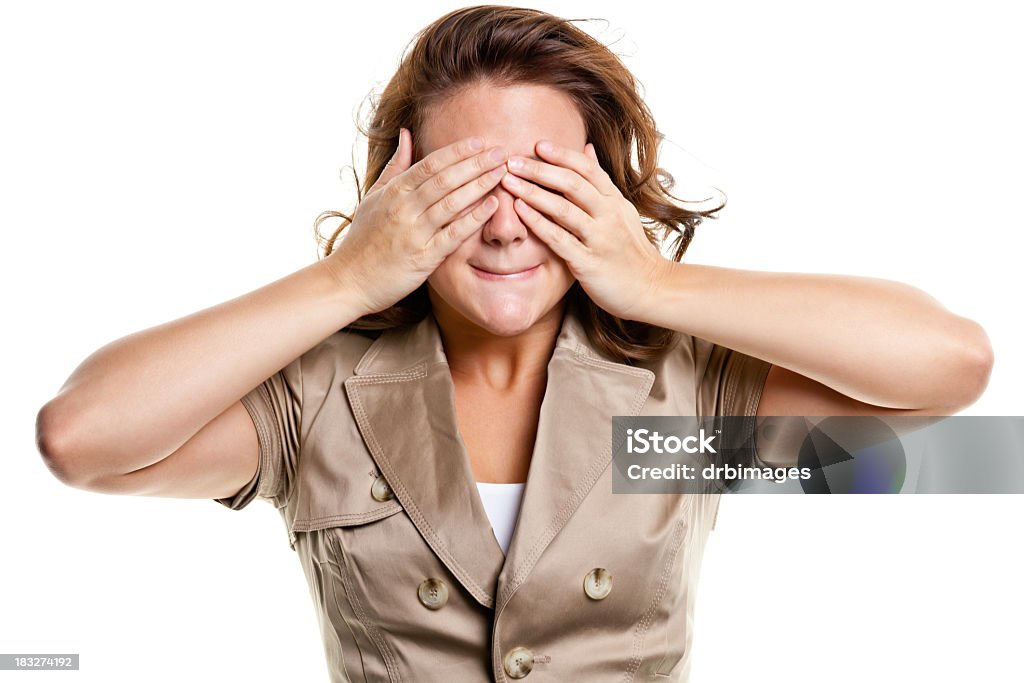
xmin=476 ymin=482 xmax=526 ymax=555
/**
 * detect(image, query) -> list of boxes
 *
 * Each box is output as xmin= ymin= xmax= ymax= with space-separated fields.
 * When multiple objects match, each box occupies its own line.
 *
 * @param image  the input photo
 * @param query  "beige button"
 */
xmin=417 ymin=578 xmax=449 ymax=610
xmin=503 ymin=646 xmax=534 ymax=678
xmin=583 ymin=567 xmax=613 ymax=600
xmin=370 ymin=475 xmax=393 ymax=502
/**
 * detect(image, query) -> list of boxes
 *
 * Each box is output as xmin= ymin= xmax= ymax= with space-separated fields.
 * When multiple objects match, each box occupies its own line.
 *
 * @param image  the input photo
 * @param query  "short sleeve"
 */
xmin=213 ymin=356 xmax=302 ymax=511
xmin=691 ymin=337 xmax=772 ymax=532
xmin=692 ymin=336 xmax=773 ymax=418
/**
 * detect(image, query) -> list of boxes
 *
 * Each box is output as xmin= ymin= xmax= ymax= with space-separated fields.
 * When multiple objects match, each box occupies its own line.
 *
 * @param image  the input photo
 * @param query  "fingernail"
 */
xmin=470 ymin=137 xmax=484 ymax=151
xmin=508 ymin=157 xmax=525 ymax=170
xmin=490 ymin=165 xmax=507 ymax=178
xmin=489 ymin=146 xmax=506 ymax=162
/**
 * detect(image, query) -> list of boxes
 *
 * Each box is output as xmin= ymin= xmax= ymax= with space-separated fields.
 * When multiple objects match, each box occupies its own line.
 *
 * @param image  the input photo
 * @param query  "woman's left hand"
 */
xmin=500 ymin=139 xmax=670 ymax=321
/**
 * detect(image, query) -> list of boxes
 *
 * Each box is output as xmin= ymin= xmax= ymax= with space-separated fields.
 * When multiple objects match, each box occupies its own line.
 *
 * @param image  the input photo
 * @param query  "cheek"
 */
xmin=452 ymin=226 xmax=494 ymax=273
xmin=549 ymin=259 xmax=576 ymax=289
xmin=427 ymin=259 xmax=454 ymax=285
xmin=539 ymin=245 xmax=571 ymax=273
xmin=426 ymin=250 xmax=469 ymax=290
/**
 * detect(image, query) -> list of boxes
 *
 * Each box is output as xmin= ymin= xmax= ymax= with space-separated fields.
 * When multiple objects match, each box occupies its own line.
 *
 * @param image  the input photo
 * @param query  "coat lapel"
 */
xmin=493 ymin=310 xmax=656 ymax=613
xmin=343 ymin=306 xmax=655 ymax=612
xmin=343 ymin=314 xmax=505 ymax=610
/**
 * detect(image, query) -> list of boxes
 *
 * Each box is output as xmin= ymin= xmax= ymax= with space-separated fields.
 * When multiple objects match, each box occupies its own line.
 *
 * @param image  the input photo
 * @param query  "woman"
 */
xmin=35 ymin=5 xmax=992 ymax=682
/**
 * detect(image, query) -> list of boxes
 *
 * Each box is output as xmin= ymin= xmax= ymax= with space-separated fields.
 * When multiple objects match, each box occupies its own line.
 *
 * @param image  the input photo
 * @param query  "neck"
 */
xmin=431 ymin=298 xmax=566 ymax=391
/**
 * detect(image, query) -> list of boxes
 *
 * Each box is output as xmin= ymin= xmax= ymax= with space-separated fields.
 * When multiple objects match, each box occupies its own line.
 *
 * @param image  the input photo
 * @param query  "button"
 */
xmin=371 ymin=475 xmax=393 ymax=502
xmin=583 ymin=567 xmax=613 ymax=600
xmin=503 ymin=646 xmax=534 ymax=678
xmin=417 ymin=578 xmax=448 ymax=610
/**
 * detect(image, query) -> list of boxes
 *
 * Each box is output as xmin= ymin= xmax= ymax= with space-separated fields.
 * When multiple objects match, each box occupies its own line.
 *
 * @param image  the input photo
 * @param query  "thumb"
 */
xmin=372 ymin=128 xmax=412 ymax=191
xmin=584 ymin=142 xmax=597 ymax=161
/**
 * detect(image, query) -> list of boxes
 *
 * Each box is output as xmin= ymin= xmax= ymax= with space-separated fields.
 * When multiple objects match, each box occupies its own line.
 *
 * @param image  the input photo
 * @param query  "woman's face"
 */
xmin=417 ymin=82 xmax=587 ymax=337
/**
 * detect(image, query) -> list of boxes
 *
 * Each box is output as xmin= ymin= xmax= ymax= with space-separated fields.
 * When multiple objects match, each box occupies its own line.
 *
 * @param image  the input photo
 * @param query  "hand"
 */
xmin=324 ymin=128 xmax=509 ymax=314
xmin=498 ymin=140 xmax=671 ymax=321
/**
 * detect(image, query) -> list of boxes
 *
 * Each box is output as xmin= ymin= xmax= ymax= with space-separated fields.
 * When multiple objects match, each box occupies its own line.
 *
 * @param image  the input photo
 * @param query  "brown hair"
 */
xmin=314 ymin=5 xmax=726 ymax=364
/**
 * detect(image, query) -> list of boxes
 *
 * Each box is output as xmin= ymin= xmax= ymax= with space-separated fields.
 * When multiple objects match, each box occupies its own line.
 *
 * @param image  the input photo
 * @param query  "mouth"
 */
xmin=470 ymin=263 xmax=541 ymax=281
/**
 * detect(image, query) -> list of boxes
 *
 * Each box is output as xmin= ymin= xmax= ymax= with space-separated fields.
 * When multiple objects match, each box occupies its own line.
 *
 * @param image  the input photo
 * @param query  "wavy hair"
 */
xmin=314 ymin=4 xmax=726 ymax=364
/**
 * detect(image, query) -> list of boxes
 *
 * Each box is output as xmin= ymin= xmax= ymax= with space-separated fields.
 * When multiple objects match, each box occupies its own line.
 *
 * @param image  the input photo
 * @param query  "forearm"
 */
xmin=37 ymin=258 xmax=365 ymax=478
xmin=643 ymin=262 xmax=993 ymax=410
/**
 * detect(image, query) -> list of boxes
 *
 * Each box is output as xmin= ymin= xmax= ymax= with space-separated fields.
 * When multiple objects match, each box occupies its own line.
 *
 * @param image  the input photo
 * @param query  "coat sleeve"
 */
xmin=691 ymin=336 xmax=773 ymax=531
xmin=213 ymin=356 xmax=303 ymax=511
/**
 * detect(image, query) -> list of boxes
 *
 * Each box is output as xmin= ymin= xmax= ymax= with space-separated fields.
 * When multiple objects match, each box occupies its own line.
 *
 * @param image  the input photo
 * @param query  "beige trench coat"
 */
xmin=214 ymin=305 xmax=771 ymax=682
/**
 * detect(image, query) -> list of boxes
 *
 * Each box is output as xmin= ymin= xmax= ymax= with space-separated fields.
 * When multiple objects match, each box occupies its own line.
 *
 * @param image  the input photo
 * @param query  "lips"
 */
xmin=472 ymin=264 xmax=540 ymax=275
xmin=470 ymin=263 xmax=542 ymax=281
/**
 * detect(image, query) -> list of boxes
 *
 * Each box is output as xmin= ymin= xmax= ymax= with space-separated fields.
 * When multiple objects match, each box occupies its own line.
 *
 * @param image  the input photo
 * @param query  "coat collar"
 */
xmin=343 ymin=305 xmax=655 ymax=610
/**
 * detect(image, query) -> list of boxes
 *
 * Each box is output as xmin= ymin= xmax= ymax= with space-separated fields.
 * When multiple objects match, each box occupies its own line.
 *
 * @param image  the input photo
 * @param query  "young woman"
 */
xmin=35 ymin=6 xmax=992 ymax=682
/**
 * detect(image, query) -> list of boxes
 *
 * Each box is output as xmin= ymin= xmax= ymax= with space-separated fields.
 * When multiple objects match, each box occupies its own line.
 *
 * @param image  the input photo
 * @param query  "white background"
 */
xmin=2 ymin=1 xmax=1021 ymax=681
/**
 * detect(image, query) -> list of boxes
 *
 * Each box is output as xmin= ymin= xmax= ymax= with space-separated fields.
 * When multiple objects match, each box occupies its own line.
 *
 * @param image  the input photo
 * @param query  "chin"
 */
xmin=462 ymin=298 xmax=548 ymax=336
xmin=429 ymin=287 xmax=562 ymax=337
xmin=468 ymin=307 xmax=544 ymax=335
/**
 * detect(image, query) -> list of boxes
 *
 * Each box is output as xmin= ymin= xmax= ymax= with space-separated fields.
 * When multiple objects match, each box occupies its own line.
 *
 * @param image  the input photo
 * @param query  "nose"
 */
xmin=480 ymin=183 xmax=529 ymax=245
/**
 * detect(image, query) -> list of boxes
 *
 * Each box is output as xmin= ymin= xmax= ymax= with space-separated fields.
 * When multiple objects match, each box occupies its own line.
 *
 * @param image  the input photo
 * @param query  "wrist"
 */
xmin=315 ymin=255 xmax=374 ymax=322
xmin=640 ymin=259 xmax=699 ymax=330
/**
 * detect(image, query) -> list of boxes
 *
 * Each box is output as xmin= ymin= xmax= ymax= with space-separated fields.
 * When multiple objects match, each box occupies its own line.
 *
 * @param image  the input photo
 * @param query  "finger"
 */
xmin=535 ymin=139 xmax=620 ymax=197
xmin=426 ymin=195 xmax=499 ymax=258
xmin=395 ymin=135 xmax=491 ymax=195
xmin=419 ymin=157 xmax=508 ymax=229
xmin=505 ymin=154 xmax=602 ymax=217
xmin=512 ymin=196 xmax=583 ymax=263
xmin=369 ymin=128 xmax=412 ymax=194
xmin=411 ymin=144 xmax=508 ymax=217
xmin=499 ymin=173 xmax=593 ymax=243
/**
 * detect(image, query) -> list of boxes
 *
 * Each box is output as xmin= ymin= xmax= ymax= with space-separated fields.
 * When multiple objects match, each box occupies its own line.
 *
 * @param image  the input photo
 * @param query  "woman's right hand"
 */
xmin=324 ymin=128 xmax=509 ymax=314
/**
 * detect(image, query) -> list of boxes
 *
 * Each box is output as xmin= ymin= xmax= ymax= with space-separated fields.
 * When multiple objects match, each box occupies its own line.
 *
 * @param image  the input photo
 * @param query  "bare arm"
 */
xmin=35 ymin=259 xmax=363 ymax=492
xmin=646 ymin=263 xmax=993 ymax=412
